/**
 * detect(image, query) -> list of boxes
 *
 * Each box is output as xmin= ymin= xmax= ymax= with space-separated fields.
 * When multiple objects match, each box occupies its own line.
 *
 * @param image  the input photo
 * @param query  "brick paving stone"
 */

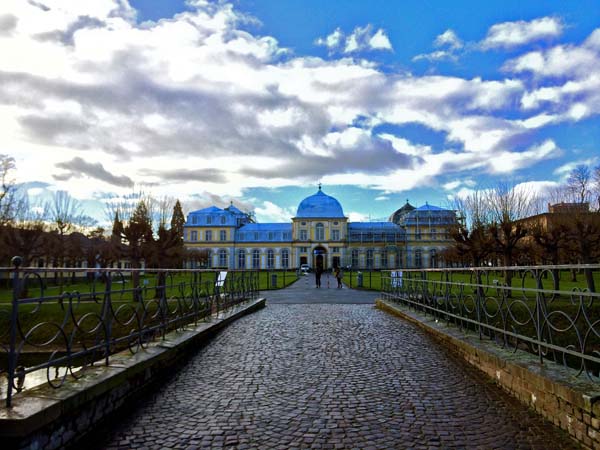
xmin=95 ymin=288 xmax=580 ymax=449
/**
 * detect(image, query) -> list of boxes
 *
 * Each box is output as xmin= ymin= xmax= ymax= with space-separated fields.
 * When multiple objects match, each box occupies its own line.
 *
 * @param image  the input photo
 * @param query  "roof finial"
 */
xmin=318 ymin=182 xmax=322 ymax=191
xmin=406 ymin=198 xmax=409 ymax=204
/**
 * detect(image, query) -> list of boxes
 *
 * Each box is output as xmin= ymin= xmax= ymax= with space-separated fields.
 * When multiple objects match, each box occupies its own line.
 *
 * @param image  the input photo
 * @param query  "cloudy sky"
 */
xmin=2 ymin=0 xmax=600 ymax=225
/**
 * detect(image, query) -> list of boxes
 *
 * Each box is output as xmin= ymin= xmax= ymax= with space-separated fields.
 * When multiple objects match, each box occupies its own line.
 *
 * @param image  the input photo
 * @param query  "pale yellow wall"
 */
xmin=292 ymin=218 xmax=347 ymax=241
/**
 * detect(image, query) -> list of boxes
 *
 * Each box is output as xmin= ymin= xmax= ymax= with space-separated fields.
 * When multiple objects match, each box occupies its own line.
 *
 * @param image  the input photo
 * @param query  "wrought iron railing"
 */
xmin=0 ymin=257 xmax=259 ymax=407
xmin=381 ymin=265 xmax=600 ymax=382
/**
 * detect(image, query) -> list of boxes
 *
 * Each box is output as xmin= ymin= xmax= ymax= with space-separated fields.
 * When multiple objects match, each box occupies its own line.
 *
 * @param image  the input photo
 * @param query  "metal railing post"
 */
xmin=475 ymin=269 xmax=483 ymax=340
xmin=159 ymin=270 xmax=169 ymax=338
xmin=534 ymin=268 xmax=545 ymax=365
xmin=101 ymin=271 xmax=113 ymax=366
xmin=6 ymin=256 xmax=22 ymax=407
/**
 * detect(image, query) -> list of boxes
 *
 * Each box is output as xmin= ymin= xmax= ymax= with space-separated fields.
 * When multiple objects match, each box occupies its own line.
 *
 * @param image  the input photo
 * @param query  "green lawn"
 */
xmin=0 ymin=269 xmax=298 ymax=304
xmin=0 ymin=269 xmax=298 ymax=348
xmin=339 ymin=268 xmax=600 ymax=298
xmin=256 ymin=270 xmax=299 ymax=290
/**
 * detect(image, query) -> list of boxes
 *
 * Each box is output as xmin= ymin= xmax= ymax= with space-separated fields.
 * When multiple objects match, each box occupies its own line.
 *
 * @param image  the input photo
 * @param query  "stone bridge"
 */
xmin=93 ymin=274 xmax=578 ymax=449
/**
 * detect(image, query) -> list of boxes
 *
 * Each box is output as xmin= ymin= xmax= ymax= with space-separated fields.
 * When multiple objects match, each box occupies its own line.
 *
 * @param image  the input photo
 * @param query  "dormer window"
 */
xmin=206 ymin=216 xmax=212 ymax=225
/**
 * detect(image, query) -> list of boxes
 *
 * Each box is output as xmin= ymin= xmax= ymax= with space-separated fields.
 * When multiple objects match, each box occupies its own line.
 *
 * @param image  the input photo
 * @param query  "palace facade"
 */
xmin=183 ymin=187 xmax=457 ymax=270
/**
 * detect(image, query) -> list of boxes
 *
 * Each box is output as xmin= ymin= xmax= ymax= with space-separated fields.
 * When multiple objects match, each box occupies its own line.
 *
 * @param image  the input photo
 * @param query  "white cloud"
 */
xmin=316 ymin=24 xmax=393 ymax=54
xmin=434 ymin=29 xmax=463 ymax=50
xmin=481 ymin=17 xmax=563 ymax=50
xmin=504 ymin=45 xmax=599 ymax=78
xmin=413 ymin=29 xmax=462 ymax=62
xmin=554 ymin=157 xmax=600 ymax=177
xmin=488 ymin=140 xmax=562 ymax=174
xmin=513 ymin=180 xmax=559 ymax=199
xmin=0 ymin=1 xmax=580 ymax=224
xmin=506 ymin=28 xmax=600 ymax=128
xmin=369 ymin=28 xmax=392 ymax=50
xmin=412 ymin=50 xmax=456 ymax=62
xmin=442 ymin=180 xmax=462 ymax=191
xmin=315 ymin=28 xmax=344 ymax=50
xmin=254 ymin=200 xmax=295 ymax=223
xmin=348 ymin=211 xmax=368 ymax=222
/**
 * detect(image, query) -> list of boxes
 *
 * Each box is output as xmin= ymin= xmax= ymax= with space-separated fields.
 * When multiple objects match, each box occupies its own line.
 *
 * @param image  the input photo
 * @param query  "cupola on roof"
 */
xmin=296 ymin=186 xmax=345 ymax=218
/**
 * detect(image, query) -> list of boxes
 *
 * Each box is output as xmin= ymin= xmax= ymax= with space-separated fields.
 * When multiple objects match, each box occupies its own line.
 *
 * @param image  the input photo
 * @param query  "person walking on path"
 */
xmin=334 ymin=267 xmax=343 ymax=288
xmin=315 ymin=266 xmax=323 ymax=288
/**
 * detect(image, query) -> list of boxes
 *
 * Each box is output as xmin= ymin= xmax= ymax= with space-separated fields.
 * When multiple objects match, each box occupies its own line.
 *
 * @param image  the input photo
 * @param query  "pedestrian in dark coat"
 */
xmin=315 ymin=266 xmax=322 ymax=288
xmin=334 ymin=267 xmax=343 ymax=288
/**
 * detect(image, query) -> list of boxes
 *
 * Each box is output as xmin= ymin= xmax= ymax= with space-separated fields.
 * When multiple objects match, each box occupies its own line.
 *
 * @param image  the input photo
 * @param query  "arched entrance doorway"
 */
xmin=313 ymin=246 xmax=327 ymax=271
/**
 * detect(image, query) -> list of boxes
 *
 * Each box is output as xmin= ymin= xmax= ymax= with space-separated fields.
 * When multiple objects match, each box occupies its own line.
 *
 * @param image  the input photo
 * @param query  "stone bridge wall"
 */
xmin=377 ymin=299 xmax=600 ymax=450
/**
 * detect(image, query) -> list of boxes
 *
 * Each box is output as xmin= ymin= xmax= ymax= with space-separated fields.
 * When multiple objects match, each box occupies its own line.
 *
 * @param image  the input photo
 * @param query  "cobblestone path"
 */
xmin=99 ymin=287 xmax=578 ymax=449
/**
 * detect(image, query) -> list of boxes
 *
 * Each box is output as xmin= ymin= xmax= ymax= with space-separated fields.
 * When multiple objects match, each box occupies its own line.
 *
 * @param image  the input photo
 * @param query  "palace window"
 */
xmin=351 ymin=249 xmax=359 ymax=268
xmin=331 ymin=247 xmax=339 ymax=254
xmin=282 ymin=249 xmax=289 ymax=268
xmin=206 ymin=216 xmax=212 ymax=225
xmin=366 ymin=249 xmax=373 ymax=268
xmin=254 ymin=232 xmax=259 ymax=240
xmin=191 ymin=231 xmax=198 ymax=241
xmin=430 ymin=249 xmax=438 ymax=268
xmin=315 ymin=223 xmax=324 ymax=241
xmin=300 ymin=230 xmax=308 ymax=241
xmin=238 ymin=249 xmax=246 ymax=269
xmin=268 ymin=232 xmax=273 ymax=240
xmin=192 ymin=216 xmax=197 ymax=224
xmin=300 ymin=247 xmax=308 ymax=253
xmin=220 ymin=230 xmax=227 ymax=241
xmin=219 ymin=249 xmax=227 ymax=267
xmin=415 ymin=249 xmax=422 ymax=268
xmin=381 ymin=249 xmax=388 ymax=268
xmin=267 ymin=249 xmax=274 ymax=269
xmin=252 ymin=249 xmax=260 ymax=269
xmin=431 ymin=228 xmax=437 ymax=240
xmin=331 ymin=229 xmax=340 ymax=241
xmin=221 ymin=216 xmax=226 ymax=224
xmin=205 ymin=230 xmax=212 ymax=241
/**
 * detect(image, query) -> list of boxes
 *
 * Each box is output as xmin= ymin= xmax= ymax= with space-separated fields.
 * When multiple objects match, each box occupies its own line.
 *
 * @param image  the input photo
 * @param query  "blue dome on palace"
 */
xmin=296 ymin=188 xmax=345 ymax=218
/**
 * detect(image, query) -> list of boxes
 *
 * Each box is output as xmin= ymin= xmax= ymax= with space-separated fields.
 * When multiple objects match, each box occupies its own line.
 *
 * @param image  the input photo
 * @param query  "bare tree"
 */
xmin=566 ymin=164 xmax=591 ymax=204
xmin=447 ymin=190 xmax=493 ymax=267
xmin=156 ymin=196 xmax=175 ymax=230
xmin=0 ymin=155 xmax=27 ymax=226
xmin=593 ymin=164 xmax=600 ymax=211
xmin=486 ymin=182 xmax=537 ymax=291
xmin=48 ymin=190 xmax=96 ymax=264
xmin=51 ymin=191 xmax=83 ymax=238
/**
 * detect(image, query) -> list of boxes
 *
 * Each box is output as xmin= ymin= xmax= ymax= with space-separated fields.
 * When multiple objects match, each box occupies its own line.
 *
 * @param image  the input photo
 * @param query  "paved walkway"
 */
xmin=268 ymin=273 xmax=378 ymax=304
xmin=97 ymin=280 xmax=578 ymax=449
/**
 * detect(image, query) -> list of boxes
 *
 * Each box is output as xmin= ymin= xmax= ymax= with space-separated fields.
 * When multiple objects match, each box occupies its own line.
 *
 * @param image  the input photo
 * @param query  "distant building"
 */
xmin=183 ymin=187 xmax=457 ymax=270
xmin=548 ymin=202 xmax=589 ymax=214
xmin=517 ymin=202 xmax=592 ymax=233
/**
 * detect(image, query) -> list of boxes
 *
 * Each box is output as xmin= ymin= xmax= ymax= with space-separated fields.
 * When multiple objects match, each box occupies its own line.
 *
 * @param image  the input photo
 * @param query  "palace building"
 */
xmin=183 ymin=187 xmax=457 ymax=270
